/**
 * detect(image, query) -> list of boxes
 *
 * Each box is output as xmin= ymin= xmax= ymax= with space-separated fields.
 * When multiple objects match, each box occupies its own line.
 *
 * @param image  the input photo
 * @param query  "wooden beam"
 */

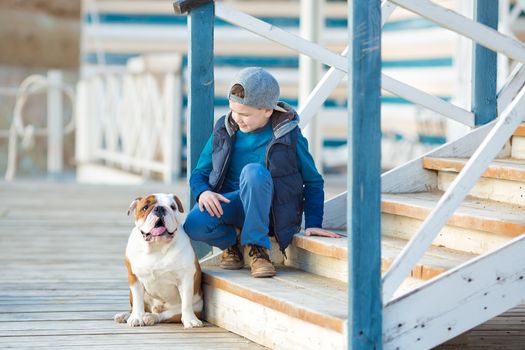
xmin=186 ymin=0 xmax=214 ymax=258
xmin=498 ymin=63 xmax=525 ymax=112
xmin=348 ymin=1 xmax=382 ymax=348
xmin=173 ymin=0 xmax=213 ymax=15
xmin=390 ymin=0 xmax=525 ymax=63
xmin=384 ymin=235 xmax=525 ymax=349
xmin=472 ymin=0 xmax=498 ymax=125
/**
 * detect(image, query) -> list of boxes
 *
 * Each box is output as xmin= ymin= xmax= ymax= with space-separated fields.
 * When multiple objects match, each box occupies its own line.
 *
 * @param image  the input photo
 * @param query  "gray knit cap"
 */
xmin=227 ymin=67 xmax=287 ymax=112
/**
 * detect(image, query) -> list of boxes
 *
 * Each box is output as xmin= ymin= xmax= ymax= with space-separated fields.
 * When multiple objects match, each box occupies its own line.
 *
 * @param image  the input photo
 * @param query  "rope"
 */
xmin=4 ymin=74 xmax=76 ymax=181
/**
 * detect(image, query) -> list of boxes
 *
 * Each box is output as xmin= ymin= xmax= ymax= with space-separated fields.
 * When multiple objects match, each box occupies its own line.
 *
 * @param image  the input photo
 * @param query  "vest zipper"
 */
xmin=265 ymin=139 xmax=288 ymax=258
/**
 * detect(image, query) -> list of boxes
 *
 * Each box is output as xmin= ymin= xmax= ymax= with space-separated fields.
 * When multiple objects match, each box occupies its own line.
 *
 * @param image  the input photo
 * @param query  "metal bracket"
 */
xmin=173 ymin=0 xmax=214 ymax=15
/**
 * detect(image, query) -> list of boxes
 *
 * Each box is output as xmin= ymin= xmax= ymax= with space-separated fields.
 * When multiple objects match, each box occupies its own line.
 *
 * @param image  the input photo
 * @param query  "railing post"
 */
xmin=175 ymin=0 xmax=214 ymax=258
xmin=299 ymin=0 xmax=324 ymax=170
xmin=472 ymin=0 xmax=498 ymax=125
xmin=75 ymin=80 xmax=89 ymax=166
xmin=348 ymin=0 xmax=382 ymax=348
xmin=163 ymin=59 xmax=183 ymax=183
xmin=47 ymin=70 xmax=64 ymax=179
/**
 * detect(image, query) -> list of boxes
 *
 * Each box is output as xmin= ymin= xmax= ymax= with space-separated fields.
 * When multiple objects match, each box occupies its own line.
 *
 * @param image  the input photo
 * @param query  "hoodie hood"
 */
xmin=225 ymin=101 xmax=299 ymax=138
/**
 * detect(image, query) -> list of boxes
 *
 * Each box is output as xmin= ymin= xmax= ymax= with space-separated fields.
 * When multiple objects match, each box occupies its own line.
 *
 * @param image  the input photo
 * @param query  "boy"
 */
xmin=184 ymin=67 xmax=339 ymax=278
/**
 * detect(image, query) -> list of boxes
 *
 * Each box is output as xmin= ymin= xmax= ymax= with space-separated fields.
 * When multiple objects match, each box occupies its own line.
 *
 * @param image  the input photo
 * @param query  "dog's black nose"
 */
xmin=153 ymin=206 xmax=166 ymax=216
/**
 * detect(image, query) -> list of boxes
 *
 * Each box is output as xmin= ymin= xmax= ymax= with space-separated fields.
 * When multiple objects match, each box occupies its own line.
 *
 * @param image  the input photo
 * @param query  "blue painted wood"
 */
xmin=187 ymin=1 xmax=214 ymax=258
xmin=472 ymin=0 xmax=498 ymax=125
xmin=348 ymin=1 xmax=382 ymax=349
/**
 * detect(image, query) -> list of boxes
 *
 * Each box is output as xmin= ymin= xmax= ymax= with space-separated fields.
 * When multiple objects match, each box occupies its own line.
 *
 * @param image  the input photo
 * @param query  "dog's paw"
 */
xmin=142 ymin=312 xmax=158 ymax=326
xmin=127 ymin=313 xmax=145 ymax=327
xmin=114 ymin=312 xmax=130 ymax=323
xmin=182 ymin=315 xmax=203 ymax=328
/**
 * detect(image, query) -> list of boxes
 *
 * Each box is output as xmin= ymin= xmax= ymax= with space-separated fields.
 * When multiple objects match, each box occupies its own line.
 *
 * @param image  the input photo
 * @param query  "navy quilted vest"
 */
xmin=209 ymin=114 xmax=303 ymax=253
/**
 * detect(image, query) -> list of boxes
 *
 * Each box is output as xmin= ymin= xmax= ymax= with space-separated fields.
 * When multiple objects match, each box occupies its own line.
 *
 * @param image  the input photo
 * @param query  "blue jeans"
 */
xmin=183 ymin=163 xmax=273 ymax=250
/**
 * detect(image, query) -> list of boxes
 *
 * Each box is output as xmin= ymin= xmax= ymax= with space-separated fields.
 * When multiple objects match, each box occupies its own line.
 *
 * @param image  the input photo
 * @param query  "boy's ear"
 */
xmin=263 ymin=108 xmax=273 ymax=118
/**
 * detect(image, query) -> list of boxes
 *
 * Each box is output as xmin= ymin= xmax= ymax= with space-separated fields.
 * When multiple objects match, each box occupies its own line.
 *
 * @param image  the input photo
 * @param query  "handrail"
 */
xmin=298 ymin=0 xmax=397 ymax=127
xmin=391 ymin=0 xmax=525 ymax=63
xmin=498 ymin=63 xmax=525 ymax=111
xmin=215 ymin=2 xmax=476 ymax=127
xmin=382 ymin=83 xmax=525 ymax=302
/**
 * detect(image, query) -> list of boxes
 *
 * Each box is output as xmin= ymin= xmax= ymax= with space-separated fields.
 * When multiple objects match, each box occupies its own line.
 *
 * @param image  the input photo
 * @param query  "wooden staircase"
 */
xmin=198 ymin=123 xmax=525 ymax=349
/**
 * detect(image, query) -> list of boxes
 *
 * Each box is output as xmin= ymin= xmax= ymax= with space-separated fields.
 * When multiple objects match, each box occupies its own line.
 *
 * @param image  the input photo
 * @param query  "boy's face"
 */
xmin=229 ymin=100 xmax=273 ymax=133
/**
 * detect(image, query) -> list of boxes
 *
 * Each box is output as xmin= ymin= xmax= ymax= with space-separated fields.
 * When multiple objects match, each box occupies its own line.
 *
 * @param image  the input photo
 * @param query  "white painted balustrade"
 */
xmin=76 ymin=57 xmax=183 ymax=183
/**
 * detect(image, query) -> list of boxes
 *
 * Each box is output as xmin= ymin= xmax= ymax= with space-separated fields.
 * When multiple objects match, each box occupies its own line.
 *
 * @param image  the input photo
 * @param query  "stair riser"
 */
xmin=203 ymin=285 xmax=346 ymax=350
xmin=438 ymin=172 xmax=525 ymax=206
xmin=286 ymin=245 xmax=444 ymax=283
xmin=285 ymin=246 xmax=348 ymax=283
xmin=511 ymin=136 xmax=525 ymax=159
xmin=382 ymin=213 xmax=511 ymax=255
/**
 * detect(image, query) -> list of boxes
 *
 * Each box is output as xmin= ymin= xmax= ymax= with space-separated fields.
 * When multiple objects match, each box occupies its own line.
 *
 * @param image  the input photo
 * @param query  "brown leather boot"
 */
xmin=245 ymin=244 xmax=276 ymax=278
xmin=219 ymin=241 xmax=244 ymax=270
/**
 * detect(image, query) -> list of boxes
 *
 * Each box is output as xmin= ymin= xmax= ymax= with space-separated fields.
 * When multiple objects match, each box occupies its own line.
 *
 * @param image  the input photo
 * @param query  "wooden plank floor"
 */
xmin=0 ymin=180 xmax=265 ymax=349
xmin=2 ymin=180 xmax=525 ymax=349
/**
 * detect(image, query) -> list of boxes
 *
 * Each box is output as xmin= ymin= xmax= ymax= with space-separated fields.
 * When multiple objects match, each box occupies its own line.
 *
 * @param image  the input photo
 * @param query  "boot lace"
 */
xmin=225 ymin=243 xmax=242 ymax=260
xmin=248 ymin=245 xmax=270 ymax=262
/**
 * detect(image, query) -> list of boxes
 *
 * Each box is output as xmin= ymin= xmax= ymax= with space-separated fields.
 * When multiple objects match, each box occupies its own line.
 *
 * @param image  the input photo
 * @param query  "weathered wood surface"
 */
xmin=0 ymin=181 xmax=264 ymax=349
xmin=2 ymin=180 xmax=525 ymax=348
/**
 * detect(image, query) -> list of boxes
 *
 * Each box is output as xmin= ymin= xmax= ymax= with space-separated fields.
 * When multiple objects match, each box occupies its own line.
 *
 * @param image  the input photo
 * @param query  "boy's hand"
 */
xmin=304 ymin=227 xmax=342 ymax=238
xmin=198 ymin=191 xmax=231 ymax=218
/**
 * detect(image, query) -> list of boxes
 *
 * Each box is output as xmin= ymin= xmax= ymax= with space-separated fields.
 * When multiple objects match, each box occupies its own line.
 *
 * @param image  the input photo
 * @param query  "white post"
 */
xmin=75 ymin=80 xmax=89 ymax=165
xmin=163 ymin=70 xmax=183 ymax=183
xmin=448 ymin=0 xmax=473 ymax=142
xmin=47 ymin=70 xmax=63 ymax=178
xmin=498 ymin=0 xmax=511 ymax=90
xmin=299 ymin=0 xmax=324 ymax=171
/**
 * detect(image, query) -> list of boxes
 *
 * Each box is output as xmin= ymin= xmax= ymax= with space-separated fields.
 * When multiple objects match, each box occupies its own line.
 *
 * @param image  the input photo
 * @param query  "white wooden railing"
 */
xmin=1 ymin=71 xmax=76 ymax=180
xmin=75 ymin=56 xmax=183 ymax=183
xmin=216 ymin=1 xmax=476 ymax=128
xmin=381 ymin=0 xmax=525 ymax=302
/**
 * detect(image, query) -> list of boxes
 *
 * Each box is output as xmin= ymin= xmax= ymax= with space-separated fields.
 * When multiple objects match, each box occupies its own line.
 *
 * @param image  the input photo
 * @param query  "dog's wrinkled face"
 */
xmin=127 ymin=193 xmax=184 ymax=242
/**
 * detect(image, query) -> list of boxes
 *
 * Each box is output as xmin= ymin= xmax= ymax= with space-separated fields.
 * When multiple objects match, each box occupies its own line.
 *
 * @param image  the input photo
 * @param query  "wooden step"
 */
xmin=286 ymin=232 xmax=475 ymax=283
xmin=513 ymin=123 xmax=525 ymax=137
xmin=423 ymin=157 xmax=525 ymax=206
xmin=201 ymin=254 xmax=425 ymax=349
xmin=382 ymin=191 xmax=525 ymax=254
xmin=202 ymin=266 xmax=347 ymax=350
xmin=202 ymin=265 xmax=427 ymax=349
xmin=423 ymin=157 xmax=525 ymax=182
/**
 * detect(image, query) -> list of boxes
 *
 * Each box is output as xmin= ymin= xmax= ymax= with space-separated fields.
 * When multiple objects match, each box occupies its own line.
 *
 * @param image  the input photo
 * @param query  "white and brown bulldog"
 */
xmin=114 ymin=193 xmax=203 ymax=328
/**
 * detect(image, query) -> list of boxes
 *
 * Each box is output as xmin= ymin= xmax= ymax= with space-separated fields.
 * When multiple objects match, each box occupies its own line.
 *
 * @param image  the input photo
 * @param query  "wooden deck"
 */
xmin=1 ymin=180 xmax=525 ymax=349
xmin=0 ymin=180 xmax=264 ymax=349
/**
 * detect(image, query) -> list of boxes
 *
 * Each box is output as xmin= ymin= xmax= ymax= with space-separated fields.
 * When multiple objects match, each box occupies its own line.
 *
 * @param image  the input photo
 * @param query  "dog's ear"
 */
xmin=127 ymin=197 xmax=142 ymax=216
xmin=172 ymin=194 xmax=184 ymax=214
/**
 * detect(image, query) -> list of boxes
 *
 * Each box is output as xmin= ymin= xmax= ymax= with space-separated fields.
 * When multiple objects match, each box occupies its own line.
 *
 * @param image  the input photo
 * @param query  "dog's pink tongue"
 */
xmin=150 ymin=226 xmax=166 ymax=236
